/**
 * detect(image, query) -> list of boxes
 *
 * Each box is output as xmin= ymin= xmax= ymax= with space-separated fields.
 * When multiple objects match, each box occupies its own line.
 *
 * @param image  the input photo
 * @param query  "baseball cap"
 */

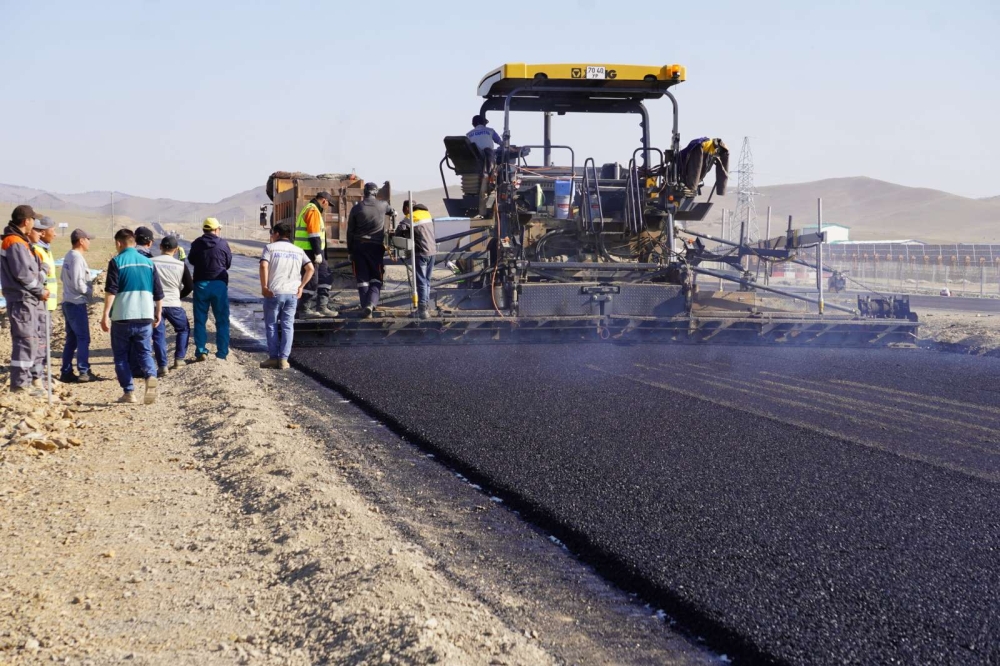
xmin=315 ymin=191 xmax=334 ymax=202
xmin=202 ymin=217 xmax=221 ymax=231
xmin=135 ymin=226 xmax=154 ymax=244
xmin=11 ymin=205 xmax=37 ymax=224
xmin=34 ymin=216 xmax=56 ymax=230
xmin=160 ymin=235 xmax=178 ymax=250
xmin=70 ymin=229 xmax=94 ymax=244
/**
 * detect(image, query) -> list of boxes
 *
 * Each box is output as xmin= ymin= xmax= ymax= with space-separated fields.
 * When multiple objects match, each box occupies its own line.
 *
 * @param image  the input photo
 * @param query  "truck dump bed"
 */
xmin=266 ymin=172 xmax=378 ymax=260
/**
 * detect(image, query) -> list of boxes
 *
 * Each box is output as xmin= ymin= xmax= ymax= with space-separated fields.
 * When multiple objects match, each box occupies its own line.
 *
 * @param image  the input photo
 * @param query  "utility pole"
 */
xmin=110 ymin=191 xmax=115 ymax=237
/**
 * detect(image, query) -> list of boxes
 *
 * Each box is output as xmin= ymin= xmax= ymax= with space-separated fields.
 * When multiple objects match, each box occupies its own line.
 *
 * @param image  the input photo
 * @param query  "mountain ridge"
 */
xmin=3 ymin=176 xmax=998 ymax=243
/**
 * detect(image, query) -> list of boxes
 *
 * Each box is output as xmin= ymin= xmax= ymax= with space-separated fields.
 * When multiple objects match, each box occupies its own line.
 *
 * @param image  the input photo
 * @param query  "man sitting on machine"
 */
xmin=466 ymin=115 xmax=501 ymax=177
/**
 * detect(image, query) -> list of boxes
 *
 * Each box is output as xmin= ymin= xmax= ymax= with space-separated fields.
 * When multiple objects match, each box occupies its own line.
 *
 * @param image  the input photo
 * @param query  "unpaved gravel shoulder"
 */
xmin=0 ymin=324 xmax=555 ymax=664
xmin=917 ymin=310 xmax=1000 ymax=356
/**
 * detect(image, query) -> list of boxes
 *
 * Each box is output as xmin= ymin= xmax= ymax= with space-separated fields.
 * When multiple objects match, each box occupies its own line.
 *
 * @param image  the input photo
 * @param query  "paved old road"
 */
xmin=294 ymin=343 xmax=1000 ymax=665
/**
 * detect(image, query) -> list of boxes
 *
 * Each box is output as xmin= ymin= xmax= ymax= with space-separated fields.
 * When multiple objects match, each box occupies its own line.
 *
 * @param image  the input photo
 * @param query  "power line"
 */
xmin=731 ymin=137 xmax=760 ymax=244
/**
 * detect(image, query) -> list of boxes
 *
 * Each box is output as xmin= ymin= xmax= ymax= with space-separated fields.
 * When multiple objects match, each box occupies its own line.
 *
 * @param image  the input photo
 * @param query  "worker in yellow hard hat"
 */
xmin=187 ymin=218 xmax=233 ymax=361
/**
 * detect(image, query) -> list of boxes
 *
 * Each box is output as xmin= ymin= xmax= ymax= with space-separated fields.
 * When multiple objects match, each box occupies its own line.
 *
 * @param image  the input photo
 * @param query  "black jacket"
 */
xmin=188 ymin=233 xmax=233 ymax=284
xmin=347 ymin=196 xmax=392 ymax=253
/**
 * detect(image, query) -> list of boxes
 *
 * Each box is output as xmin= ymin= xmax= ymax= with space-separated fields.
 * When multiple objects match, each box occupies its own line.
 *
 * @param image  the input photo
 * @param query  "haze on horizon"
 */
xmin=0 ymin=0 xmax=996 ymax=204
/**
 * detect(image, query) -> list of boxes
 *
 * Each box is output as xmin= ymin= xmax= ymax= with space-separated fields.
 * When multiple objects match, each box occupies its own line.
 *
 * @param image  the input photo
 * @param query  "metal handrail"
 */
xmin=581 ymin=158 xmax=605 ymax=236
xmin=624 ymin=159 xmax=644 ymax=236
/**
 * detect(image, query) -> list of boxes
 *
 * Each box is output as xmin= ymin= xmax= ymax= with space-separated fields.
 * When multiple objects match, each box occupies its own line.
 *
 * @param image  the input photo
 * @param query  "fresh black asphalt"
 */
xmin=292 ymin=344 xmax=1000 ymax=665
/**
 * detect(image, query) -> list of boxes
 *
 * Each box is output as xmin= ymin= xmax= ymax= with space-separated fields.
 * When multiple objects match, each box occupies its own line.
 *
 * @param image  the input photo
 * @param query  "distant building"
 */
xmin=802 ymin=223 xmax=850 ymax=243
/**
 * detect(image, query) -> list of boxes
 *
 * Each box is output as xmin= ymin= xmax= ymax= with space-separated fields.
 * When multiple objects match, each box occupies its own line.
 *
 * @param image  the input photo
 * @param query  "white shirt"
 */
xmin=467 ymin=125 xmax=501 ymax=153
xmin=261 ymin=240 xmax=311 ymax=295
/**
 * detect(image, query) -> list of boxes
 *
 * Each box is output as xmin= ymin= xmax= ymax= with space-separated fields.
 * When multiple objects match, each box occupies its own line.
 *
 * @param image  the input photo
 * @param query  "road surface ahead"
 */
xmin=294 ymin=344 xmax=1000 ymax=665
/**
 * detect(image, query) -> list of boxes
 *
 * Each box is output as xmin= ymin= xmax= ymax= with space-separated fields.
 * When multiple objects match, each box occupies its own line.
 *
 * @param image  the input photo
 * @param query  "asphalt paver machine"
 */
xmin=297 ymin=63 xmax=917 ymax=346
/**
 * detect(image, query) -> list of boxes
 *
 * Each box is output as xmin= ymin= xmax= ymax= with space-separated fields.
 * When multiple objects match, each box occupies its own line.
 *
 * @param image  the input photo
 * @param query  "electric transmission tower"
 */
xmin=732 ymin=137 xmax=760 ymax=243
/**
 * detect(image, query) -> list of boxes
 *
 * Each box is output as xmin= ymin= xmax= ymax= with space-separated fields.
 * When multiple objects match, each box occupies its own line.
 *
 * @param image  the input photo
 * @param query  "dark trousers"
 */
xmin=7 ymin=300 xmax=39 ymax=389
xmin=153 ymin=306 xmax=190 ymax=367
xmin=416 ymin=255 xmax=434 ymax=309
xmin=61 ymin=302 xmax=90 ymax=375
xmin=112 ymin=322 xmax=156 ymax=392
xmin=352 ymin=241 xmax=385 ymax=309
xmin=301 ymin=250 xmax=333 ymax=311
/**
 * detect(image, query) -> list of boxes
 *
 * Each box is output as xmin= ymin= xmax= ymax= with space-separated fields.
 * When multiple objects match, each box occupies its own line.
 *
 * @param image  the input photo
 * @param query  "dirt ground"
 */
xmin=917 ymin=310 xmax=1000 ymax=356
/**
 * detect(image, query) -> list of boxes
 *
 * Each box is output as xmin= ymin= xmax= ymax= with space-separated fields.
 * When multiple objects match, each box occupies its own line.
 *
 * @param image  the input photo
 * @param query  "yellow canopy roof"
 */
xmin=478 ymin=63 xmax=686 ymax=98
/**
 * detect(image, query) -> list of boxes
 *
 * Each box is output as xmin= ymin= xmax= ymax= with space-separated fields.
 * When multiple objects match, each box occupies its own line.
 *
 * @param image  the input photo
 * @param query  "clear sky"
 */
xmin=0 ymin=0 xmax=996 ymax=202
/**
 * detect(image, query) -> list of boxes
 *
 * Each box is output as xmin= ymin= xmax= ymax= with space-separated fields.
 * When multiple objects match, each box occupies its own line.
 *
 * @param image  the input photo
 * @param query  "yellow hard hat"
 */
xmin=202 ymin=217 xmax=221 ymax=231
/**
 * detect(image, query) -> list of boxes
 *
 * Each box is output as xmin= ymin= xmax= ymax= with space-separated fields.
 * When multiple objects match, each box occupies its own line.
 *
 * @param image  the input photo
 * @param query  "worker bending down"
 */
xmin=347 ymin=182 xmax=393 ymax=318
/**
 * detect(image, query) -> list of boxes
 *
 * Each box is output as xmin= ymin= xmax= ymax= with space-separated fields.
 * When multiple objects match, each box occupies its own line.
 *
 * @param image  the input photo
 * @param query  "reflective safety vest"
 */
xmin=294 ymin=202 xmax=325 ymax=252
xmin=33 ymin=243 xmax=57 ymax=311
xmin=177 ymin=245 xmax=187 ymax=261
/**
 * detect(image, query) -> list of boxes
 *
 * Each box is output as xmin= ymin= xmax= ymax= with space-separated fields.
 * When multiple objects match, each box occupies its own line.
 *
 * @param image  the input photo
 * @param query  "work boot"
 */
xmin=193 ymin=353 xmax=208 ymax=363
xmin=361 ymin=306 xmax=374 ymax=319
xmin=301 ymin=306 xmax=324 ymax=319
xmin=170 ymin=358 xmax=184 ymax=370
xmin=117 ymin=391 xmax=137 ymax=404
xmin=144 ymin=376 xmax=158 ymax=405
xmin=32 ymin=378 xmax=43 ymax=389
xmin=60 ymin=372 xmax=80 ymax=384
xmin=317 ymin=293 xmax=339 ymax=318
xmin=157 ymin=366 xmax=169 ymax=378
xmin=259 ymin=358 xmax=280 ymax=369
xmin=78 ymin=370 xmax=101 ymax=382
xmin=279 ymin=360 xmax=290 ymax=370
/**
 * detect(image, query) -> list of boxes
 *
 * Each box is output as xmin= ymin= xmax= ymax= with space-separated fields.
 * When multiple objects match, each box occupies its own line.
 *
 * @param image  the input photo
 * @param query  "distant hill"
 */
xmin=3 ymin=176 xmax=997 ymax=243
xmin=691 ymin=177 xmax=1000 ymax=243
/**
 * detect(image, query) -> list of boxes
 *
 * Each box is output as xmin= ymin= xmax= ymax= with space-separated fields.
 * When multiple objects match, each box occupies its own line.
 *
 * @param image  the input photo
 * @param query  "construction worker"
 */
xmin=293 ymin=191 xmax=337 ymax=318
xmin=28 ymin=216 xmax=58 ymax=389
xmin=188 ymin=218 xmax=232 ymax=361
xmin=60 ymin=228 xmax=100 ymax=383
xmin=347 ymin=182 xmax=393 ymax=318
xmin=467 ymin=115 xmax=501 ymax=175
xmin=134 ymin=226 xmax=155 ymax=258
xmin=127 ymin=227 xmax=157 ymax=378
xmin=100 ymin=228 xmax=163 ymax=405
xmin=151 ymin=235 xmax=193 ymax=374
xmin=259 ymin=221 xmax=314 ymax=369
xmin=1 ymin=206 xmax=49 ymax=396
xmin=171 ymin=236 xmax=187 ymax=262
xmin=396 ymin=201 xmax=436 ymax=319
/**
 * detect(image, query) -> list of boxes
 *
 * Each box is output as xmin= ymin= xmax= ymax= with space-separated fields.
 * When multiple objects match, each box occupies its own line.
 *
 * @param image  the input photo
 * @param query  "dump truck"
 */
xmin=294 ymin=63 xmax=918 ymax=346
xmin=265 ymin=172 xmax=391 ymax=262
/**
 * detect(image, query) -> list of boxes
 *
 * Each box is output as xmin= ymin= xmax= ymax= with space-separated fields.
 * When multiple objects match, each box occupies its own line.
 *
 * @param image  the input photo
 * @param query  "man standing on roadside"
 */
xmin=293 ymin=191 xmax=337 ymax=319
xmin=128 ymin=226 xmax=157 ymax=378
xmin=259 ymin=221 xmax=314 ymax=369
xmin=28 ymin=216 xmax=58 ymax=389
xmin=151 ymin=235 xmax=192 ymax=374
xmin=188 ymin=218 xmax=232 ymax=362
xmin=101 ymin=228 xmax=163 ymax=405
xmin=347 ymin=182 xmax=393 ymax=318
xmin=1 ymin=205 xmax=49 ymax=396
xmin=60 ymin=228 xmax=99 ymax=383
